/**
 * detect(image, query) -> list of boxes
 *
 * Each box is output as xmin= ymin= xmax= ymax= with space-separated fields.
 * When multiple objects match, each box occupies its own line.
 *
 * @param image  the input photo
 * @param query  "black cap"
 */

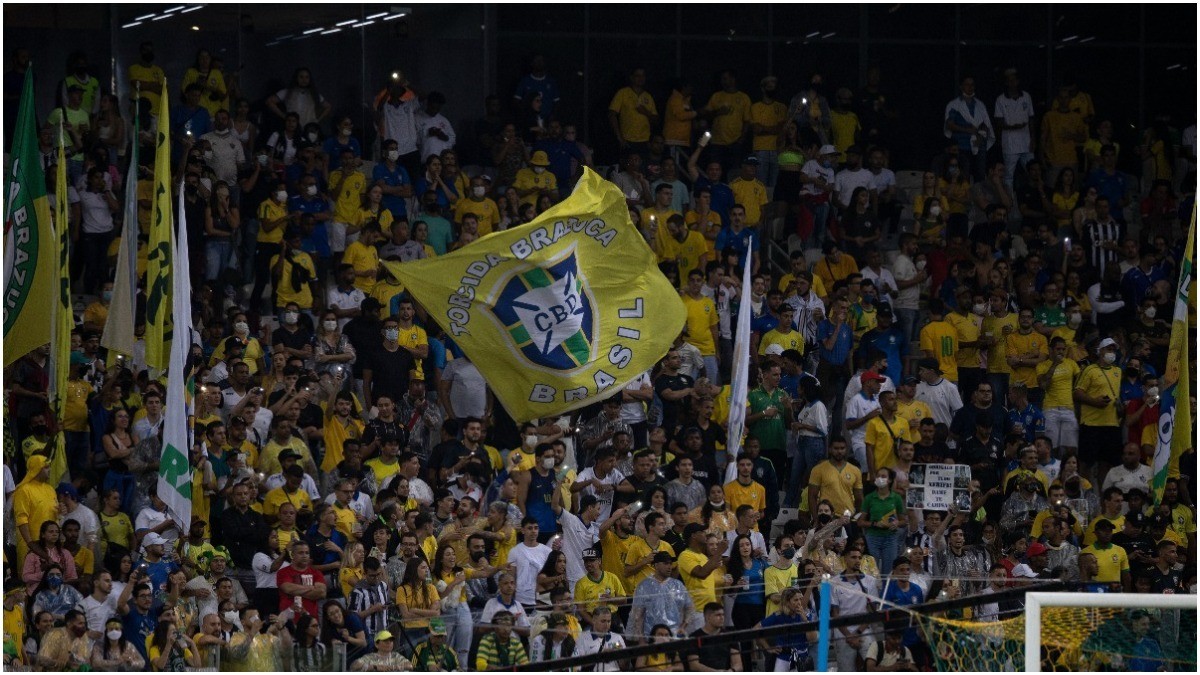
xmin=917 ymin=357 xmax=941 ymax=373
xmin=821 ymin=239 xmax=839 ymax=254
xmin=582 ymin=548 xmax=600 ymax=561
xmin=279 ymin=449 xmax=302 ymax=461
xmin=742 ymin=155 xmax=760 ymax=166
xmin=1093 ymin=518 xmax=1116 ymax=531
xmin=683 ymin=523 xmax=706 ymax=541
xmin=1148 ymin=513 xmax=1170 ymax=528
xmin=903 ymin=376 xmax=920 ymax=386
xmin=1125 ymin=512 xmax=1146 ymax=527
xmin=876 ymin=302 xmax=893 ymax=318
xmin=653 ymin=551 xmax=676 ymax=564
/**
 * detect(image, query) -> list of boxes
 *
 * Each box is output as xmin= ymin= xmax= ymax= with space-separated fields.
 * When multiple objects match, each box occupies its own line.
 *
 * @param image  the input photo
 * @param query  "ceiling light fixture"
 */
xmin=180 ymin=5 xmax=203 ymax=14
xmin=321 ymin=28 xmax=342 ymax=34
xmin=191 ymin=25 xmax=200 ymax=31
xmin=383 ymin=13 xmax=406 ymax=20
xmin=336 ymin=19 xmax=357 ymax=26
xmin=351 ymin=20 xmax=376 ymax=28
xmin=1078 ymin=36 xmax=1095 ymax=43
xmin=805 ymin=30 xmax=820 ymax=38
xmin=152 ymin=14 xmax=172 ymax=21
xmin=302 ymin=27 xmax=324 ymax=34
xmin=366 ymin=11 xmax=389 ymax=19
xmin=162 ymin=5 xmax=185 ymax=12
xmin=822 ymin=32 xmax=836 ymax=38
xmin=135 ymin=12 xmax=156 ymax=20
xmin=1061 ymin=34 xmax=1078 ymax=42
xmin=123 ymin=20 xmax=144 ymax=28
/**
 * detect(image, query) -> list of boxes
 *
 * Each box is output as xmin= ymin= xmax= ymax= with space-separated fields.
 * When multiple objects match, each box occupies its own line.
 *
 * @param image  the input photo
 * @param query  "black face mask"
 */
xmin=470 ymin=550 xmax=487 ymax=562
xmin=817 ymin=513 xmax=832 ymax=526
xmin=31 ymin=425 xmax=48 ymax=435
xmin=142 ymin=52 xmax=155 ymax=63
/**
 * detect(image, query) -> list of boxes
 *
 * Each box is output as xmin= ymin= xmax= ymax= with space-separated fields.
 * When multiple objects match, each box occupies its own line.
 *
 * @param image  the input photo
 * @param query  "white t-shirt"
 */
xmin=414 ymin=110 xmax=456 ymax=161
xmin=890 ymin=254 xmax=920 ymax=311
xmin=78 ymin=593 xmax=119 ymax=634
xmin=860 ymin=266 xmax=897 ymax=307
xmin=62 ymin=504 xmax=101 ymax=541
xmin=800 ymin=160 xmax=833 ymax=197
xmin=914 ymin=379 xmax=963 ymax=427
xmin=78 ymin=189 xmax=115 ymax=234
xmin=506 ymin=542 xmax=552 ymax=605
xmin=253 ymin=553 xmax=286 ymax=589
xmin=844 ymin=392 xmax=881 ymax=449
xmin=326 ymin=286 xmax=366 ymax=330
xmin=619 ymin=371 xmax=652 ymax=424
xmin=867 ymin=168 xmax=896 ymax=194
xmin=574 ymin=631 xmax=627 ymax=671
xmin=834 ymin=168 xmax=873 ymax=209
xmin=574 ymin=467 xmax=625 ymax=522
xmin=993 ymin=92 xmax=1035 ymax=155
xmin=442 ymin=358 xmax=488 ymax=419
xmin=557 ymin=509 xmax=600 ymax=589
xmin=378 ymin=96 xmax=421 ymax=155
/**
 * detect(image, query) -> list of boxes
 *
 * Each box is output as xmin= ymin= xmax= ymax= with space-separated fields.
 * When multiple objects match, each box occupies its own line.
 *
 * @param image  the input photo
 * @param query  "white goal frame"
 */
xmin=1023 ymin=591 xmax=1198 ymax=672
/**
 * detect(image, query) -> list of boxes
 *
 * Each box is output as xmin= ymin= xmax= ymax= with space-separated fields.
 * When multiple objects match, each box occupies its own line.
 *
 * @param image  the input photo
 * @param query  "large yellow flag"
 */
xmin=144 ymin=80 xmax=173 ymax=370
xmin=383 ymin=168 xmax=686 ymax=422
xmin=1152 ymin=209 xmax=1194 ymax=504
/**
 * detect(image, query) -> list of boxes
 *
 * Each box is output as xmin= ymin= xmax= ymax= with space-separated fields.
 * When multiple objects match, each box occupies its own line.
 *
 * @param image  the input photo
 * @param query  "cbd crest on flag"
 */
xmin=384 ymin=168 xmax=686 ymax=421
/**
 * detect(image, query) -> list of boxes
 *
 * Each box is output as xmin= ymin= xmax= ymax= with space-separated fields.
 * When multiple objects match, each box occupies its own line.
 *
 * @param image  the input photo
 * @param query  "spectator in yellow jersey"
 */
xmin=513 ymin=151 xmax=558 ymax=207
xmin=270 ymin=228 xmax=318 ymax=316
xmin=703 ymin=70 xmax=752 ymax=176
xmin=1005 ymin=307 xmax=1048 ymax=394
xmin=681 ymin=270 xmax=720 ymax=384
xmin=1037 ymin=337 xmax=1081 ymax=455
xmin=1073 ymin=338 xmax=1124 ymax=487
xmin=730 ymin=156 xmax=769 ymax=226
xmin=327 ymin=148 xmax=368 ymax=257
xmin=608 ymin=67 xmax=658 ymax=155
xmin=920 ymin=299 xmax=960 ymax=383
xmin=658 ymin=215 xmax=708 ymax=289
xmin=454 ymin=176 xmax=501 ymax=235
xmin=750 ymin=76 xmax=787 ymax=192
xmin=758 ymin=306 xmax=804 ymax=356
xmin=342 ymin=221 xmax=382 ymax=294
xmin=686 ymin=187 xmax=724 ymax=258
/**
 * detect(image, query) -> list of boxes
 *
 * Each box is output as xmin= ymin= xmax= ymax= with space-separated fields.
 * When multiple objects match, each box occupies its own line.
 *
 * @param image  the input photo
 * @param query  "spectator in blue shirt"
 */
xmin=689 ymin=154 xmax=735 ymax=226
xmin=817 ymin=299 xmax=855 ymax=432
xmin=533 ymin=120 xmax=586 ymax=192
xmin=513 ymin=55 xmax=560 ymax=121
xmin=857 ymin=304 xmax=907 ymax=378
xmin=172 ymin=83 xmax=211 ymax=163
xmin=373 ymin=138 xmax=414 ymax=220
xmin=1121 ymin=247 xmax=1167 ymax=308
xmin=715 ymin=205 xmax=759 ymax=274
xmin=289 ymin=175 xmax=332 ymax=262
xmin=322 ymin=115 xmax=362 ymax=172
xmin=1084 ymin=146 xmax=1129 ymax=222
xmin=1005 ymin=382 xmax=1045 ymax=443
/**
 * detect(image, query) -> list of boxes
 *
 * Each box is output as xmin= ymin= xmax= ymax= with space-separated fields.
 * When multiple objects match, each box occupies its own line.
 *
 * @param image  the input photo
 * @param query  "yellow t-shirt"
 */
xmin=574 ymin=571 xmax=625 ymax=615
xmin=365 ymin=457 xmax=401 ymax=484
xmin=705 ymin=91 xmax=752 ymax=146
xmin=750 ymin=100 xmax=787 ymax=152
xmin=685 ymin=210 xmax=723 ymax=258
xmin=1042 ymin=109 xmax=1087 ymax=167
xmin=256 ymin=200 xmax=289 ymax=244
xmin=453 ymin=198 xmax=501 ymax=236
xmin=513 ymin=168 xmax=557 ymax=207
xmin=329 ymin=169 xmax=367 ymax=225
xmin=982 ymin=313 xmax=1020 ymax=374
xmin=270 ymin=252 xmax=317 ymax=309
xmin=1169 ymin=504 xmax=1197 ymax=542
xmin=808 ymin=460 xmax=863 ymax=516
xmin=608 ymin=87 xmax=657 ymax=144
xmin=896 ymin=399 xmax=932 ymax=432
xmin=777 ymin=272 xmax=827 ymax=298
xmin=4 ymin=603 xmax=27 ymax=662
xmin=397 ymin=323 xmax=428 ymax=377
xmin=342 ymin=240 xmax=380 ymax=294
xmin=332 ymin=502 xmax=358 ymax=541
xmin=1036 ymin=358 xmax=1080 ymax=409
xmin=262 ymin=487 xmax=313 ymax=520
xmin=681 ymin=294 xmax=718 ymax=356
xmin=1075 ymin=364 xmax=1121 ymax=426
xmin=813 ymin=254 xmax=860 ymax=292
xmin=920 ymin=320 xmax=960 ymax=382
xmin=946 ymin=312 xmax=983 ymax=370
xmin=258 ymin=438 xmax=313 ymax=476
xmin=622 ymin=536 xmax=674 ymax=591
xmin=395 ymin=583 xmax=441 ymax=629
xmin=61 ymin=380 xmax=89 ymax=432
xmin=730 ymin=178 xmax=769 ymax=225
xmin=1080 ymin=542 xmax=1129 ymax=582
xmin=864 ymin=415 xmax=915 ymax=471
xmin=829 ymin=110 xmax=862 ymax=161
xmin=601 ymin=530 xmax=638 ymax=583
xmin=372 ymin=279 xmax=405 ymax=312
xmin=758 ymin=328 xmax=805 ymax=356
xmin=128 ymin=63 xmax=166 ymax=108
xmin=724 ymin=480 xmax=766 ymax=524
xmin=1083 ymin=515 xmax=1126 ymax=547
xmin=1005 ymin=331 xmax=1047 ymax=389
xmin=358 ymin=206 xmax=394 ymax=236
xmin=488 ymin=525 xmax=516 ymax=569
xmin=763 ymin=564 xmax=798 ymax=616
xmin=677 ymin=549 xmax=717 ymax=611
xmin=181 ymin=68 xmax=227 ymax=117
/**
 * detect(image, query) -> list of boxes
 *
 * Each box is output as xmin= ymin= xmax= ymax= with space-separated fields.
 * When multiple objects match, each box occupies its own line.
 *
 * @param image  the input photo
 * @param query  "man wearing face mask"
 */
xmin=454 ymin=176 xmax=501 ymax=236
xmin=201 ymin=109 xmax=245 ymax=189
xmin=271 ymin=301 xmax=314 ymax=360
xmin=514 ymin=151 xmax=558 ymax=207
xmin=1074 ymin=338 xmax=1124 ymax=486
xmin=362 ymin=315 xmax=414 ymax=411
xmin=129 ymin=41 xmax=165 ymax=109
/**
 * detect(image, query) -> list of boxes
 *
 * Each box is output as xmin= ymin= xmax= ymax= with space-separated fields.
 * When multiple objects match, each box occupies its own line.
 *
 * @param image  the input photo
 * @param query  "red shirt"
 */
xmin=276 ymin=564 xmax=327 ymax=617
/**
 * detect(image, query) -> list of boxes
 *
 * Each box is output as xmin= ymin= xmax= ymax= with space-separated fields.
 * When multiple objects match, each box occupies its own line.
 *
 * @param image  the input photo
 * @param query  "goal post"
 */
xmin=1024 ymin=592 xmax=1197 ymax=673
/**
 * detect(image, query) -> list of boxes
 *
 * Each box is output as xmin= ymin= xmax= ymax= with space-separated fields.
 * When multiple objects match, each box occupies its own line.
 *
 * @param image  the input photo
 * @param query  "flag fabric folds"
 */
xmin=158 ymin=183 xmax=194 ymax=535
xmin=48 ymin=125 xmax=71 ymax=485
xmin=144 ymin=79 xmax=173 ymax=371
xmin=726 ymin=238 xmax=754 ymax=458
xmin=383 ymin=168 xmax=686 ymax=422
xmin=102 ymin=95 xmax=141 ymax=362
xmin=3 ymin=68 xmax=55 ymax=367
xmin=1152 ymin=209 xmax=1195 ymax=504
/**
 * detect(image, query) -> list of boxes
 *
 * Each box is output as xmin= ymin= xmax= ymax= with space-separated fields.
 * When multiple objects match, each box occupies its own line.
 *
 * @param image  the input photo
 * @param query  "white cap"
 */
xmin=1011 ymin=563 xmax=1039 ymax=579
xmin=1097 ymin=337 xmax=1117 ymax=350
xmin=765 ymin=344 xmax=785 ymax=356
xmin=143 ymin=532 xmax=168 ymax=547
xmin=818 ymin=144 xmax=838 ymax=156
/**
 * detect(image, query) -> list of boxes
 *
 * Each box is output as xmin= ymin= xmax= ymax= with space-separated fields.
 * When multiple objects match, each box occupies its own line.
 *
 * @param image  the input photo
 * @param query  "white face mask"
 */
xmin=1068 ymin=313 xmax=1082 ymax=327
xmin=916 ymin=260 xmax=927 ymax=271
xmin=107 ymin=629 xmax=123 ymax=641
xmin=472 ymin=186 xmax=486 ymax=198
xmin=340 ymin=126 xmax=352 ymax=137
xmin=1146 ymin=386 xmax=1160 ymax=398
xmin=524 ymin=435 xmax=537 ymax=448
xmin=972 ymin=303 xmax=987 ymax=316
xmin=387 ymin=150 xmax=400 ymax=161
xmin=1102 ymin=351 xmax=1117 ymax=364
xmin=305 ymin=185 xmax=318 ymax=197
xmin=307 ymin=132 xmax=319 ymax=143
xmin=533 ymin=166 xmax=546 ymax=174
xmin=275 ymin=190 xmax=288 ymax=202
xmin=929 ymin=205 xmax=942 ymax=217
xmin=323 ymin=320 xmax=338 ymax=332
xmin=203 ymin=150 xmax=214 ymax=161
xmin=283 ymin=311 xmax=299 ymax=325
xmin=384 ymin=328 xmax=400 ymax=342
xmin=233 ymin=322 xmax=249 ymax=335
xmin=1144 ymin=307 xmax=1157 ymax=319
xmin=541 ymin=457 xmax=556 ymax=470
xmin=257 ymin=154 xmax=269 ymax=166
xmin=875 ymin=477 xmax=889 ymax=489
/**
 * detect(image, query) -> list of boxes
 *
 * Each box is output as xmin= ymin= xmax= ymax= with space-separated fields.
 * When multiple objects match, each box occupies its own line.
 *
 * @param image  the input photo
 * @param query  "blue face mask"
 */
xmin=47 ymin=576 xmax=63 ymax=589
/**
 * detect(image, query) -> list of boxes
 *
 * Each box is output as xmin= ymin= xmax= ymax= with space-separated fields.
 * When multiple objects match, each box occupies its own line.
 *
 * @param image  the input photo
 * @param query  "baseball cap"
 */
xmin=428 ymin=618 xmax=447 ymax=636
xmin=56 ymin=482 xmax=80 ymax=500
xmin=1093 ymin=518 xmax=1117 ymax=531
xmin=375 ymin=630 xmax=395 ymax=642
xmin=530 ymin=151 xmax=551 ymax=167
xmin=742 ymin=155 xmax=760 ymax=166
xmin=818 ymin=144 xmax=838 ymax=156
xmin=917 ymin=357 xmax=941 ymax=373
xmin=653 ymin=551 xmax=676 ymax=565
xmin=1025 ymin=541 xmax=1048 ymax=557
xmin=903 ymin=376 xmax=920 ymax=386
xmin=765 ymin=344 xmax=785 ymax=356
xmin=1097 ymin=337 xmax=1118 ymax=350
xmin=143 ymin=532 xmax=168 ymax=547
xmin=279 ymin=449 xmax=303 ymax=461
xmin=582 ymin=548 xmax=600 ymax=561
xmin=860 ymin=370 xmax=886 ymax=386
xmin=876 ymin=302 xmax=893 ymax=318
xmin=1011 ymin=563 xmax=1039 ymax=579
xmin=1125 ymin=512 xmax=1147 ymax=527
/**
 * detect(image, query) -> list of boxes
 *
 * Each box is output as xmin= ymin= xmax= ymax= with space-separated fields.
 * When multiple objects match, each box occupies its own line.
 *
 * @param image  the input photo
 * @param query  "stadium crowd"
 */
xmin=2 ymin=39 xmax=1197 ymax=672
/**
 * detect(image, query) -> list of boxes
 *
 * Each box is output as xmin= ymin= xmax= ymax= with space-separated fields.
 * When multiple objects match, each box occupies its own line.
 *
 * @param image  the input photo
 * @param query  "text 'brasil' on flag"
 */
xmin=384 ymin=168 xmax=686 ymax=422
xmin=1152 ymin=207 xmax=1195 ymax=504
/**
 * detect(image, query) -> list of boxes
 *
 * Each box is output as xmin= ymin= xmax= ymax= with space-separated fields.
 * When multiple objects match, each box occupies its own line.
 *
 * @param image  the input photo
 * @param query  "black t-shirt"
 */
xmin=272 ymin=325 xmax=314 ymax=353
xmin=654 ymin=373 xmax=694 ymax=433
xmin=671 ymin=451 xmax=719 ymax=489
xmin=689 ymin=628 xmax=732 ymax=669
xmin=958 ymin=436 xmax=1002 ymax=491
xmin=913 ymin=440 xmax=955 ymax=464
xmin=365 ymin=346 xmax=414 ymax=404
xmin=1112 ymin=532 xmax=1157 ymax=569
xmin=342 ymin=318 xmax=382 ymax=377
xmin=1146 ymin=565 xmax=1187 ymax=594
xmin=614 ymin=474 xmax=667 ymax=510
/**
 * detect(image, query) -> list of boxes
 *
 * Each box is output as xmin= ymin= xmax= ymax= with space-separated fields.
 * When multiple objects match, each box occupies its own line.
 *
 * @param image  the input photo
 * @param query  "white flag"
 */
xmin=726 ymin=239 xmax=754 ymax=457
xmin=157 ymin=182 xmax=193 ymax=535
